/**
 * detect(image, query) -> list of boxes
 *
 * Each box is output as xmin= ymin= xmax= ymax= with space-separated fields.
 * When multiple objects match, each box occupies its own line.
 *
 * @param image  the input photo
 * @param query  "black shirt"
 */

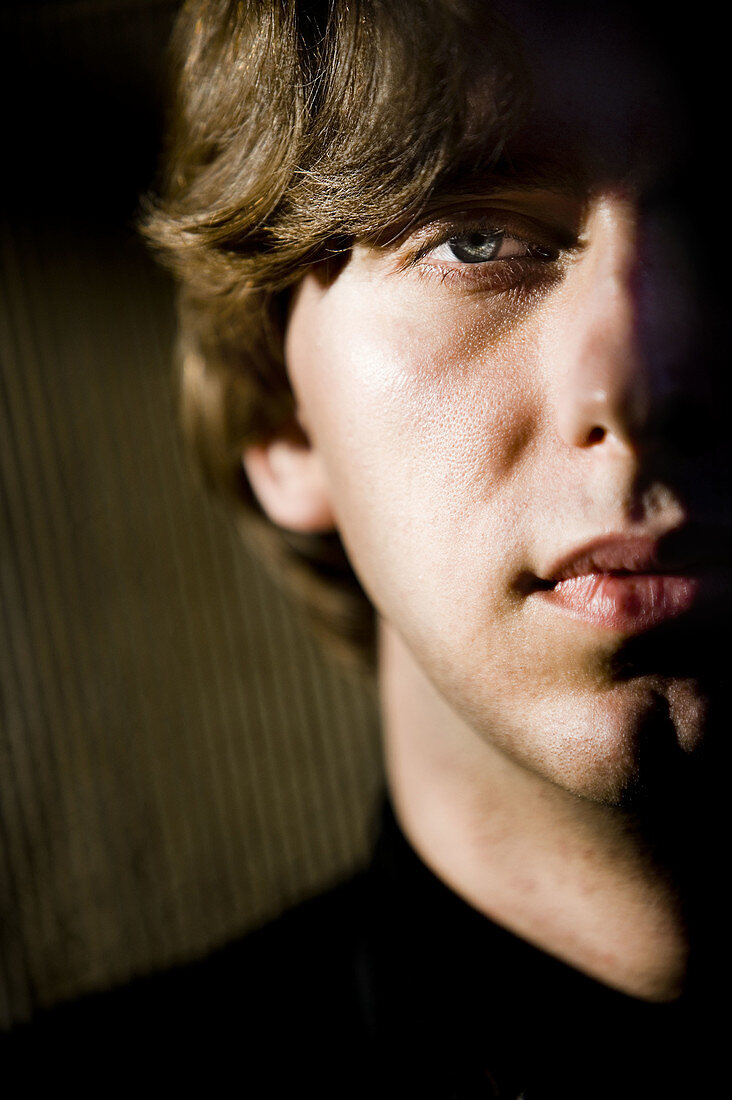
xmin=3 ymin=802 xmax=721 ymax=1097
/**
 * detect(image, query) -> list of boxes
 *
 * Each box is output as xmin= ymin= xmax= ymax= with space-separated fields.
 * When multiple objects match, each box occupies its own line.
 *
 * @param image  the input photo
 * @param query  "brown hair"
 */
xmin=143 ymin=0 xmax=526 ymax=665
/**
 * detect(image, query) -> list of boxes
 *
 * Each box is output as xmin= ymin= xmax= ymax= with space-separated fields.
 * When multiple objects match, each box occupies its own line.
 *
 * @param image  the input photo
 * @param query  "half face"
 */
xmin=277 ymin=5 xmax=732 ymax=805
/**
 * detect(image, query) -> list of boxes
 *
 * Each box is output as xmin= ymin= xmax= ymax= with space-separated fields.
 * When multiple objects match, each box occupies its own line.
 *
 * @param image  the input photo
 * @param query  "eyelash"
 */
xmin=404 ymin=218 xmax=569 ymax=291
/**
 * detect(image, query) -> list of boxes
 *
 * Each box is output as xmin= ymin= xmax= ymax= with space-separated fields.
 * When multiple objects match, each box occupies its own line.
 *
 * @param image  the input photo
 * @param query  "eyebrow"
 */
xmin=437 ymin=152 xmax=589 ymax=203
xmin=379 ymin=160 xmax=587 ymax=242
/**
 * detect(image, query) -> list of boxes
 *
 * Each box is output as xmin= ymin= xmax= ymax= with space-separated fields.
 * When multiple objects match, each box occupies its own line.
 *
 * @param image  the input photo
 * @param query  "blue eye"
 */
xmin=431 ymin=230 xmax=550 ymax=264
xmin=445 ymin=232 xmax=508 ymax=262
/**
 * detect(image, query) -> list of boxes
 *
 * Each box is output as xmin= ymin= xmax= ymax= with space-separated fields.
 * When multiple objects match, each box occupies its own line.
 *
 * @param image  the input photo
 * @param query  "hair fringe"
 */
xmin=142 ymin=0 xmax=527 ymax=664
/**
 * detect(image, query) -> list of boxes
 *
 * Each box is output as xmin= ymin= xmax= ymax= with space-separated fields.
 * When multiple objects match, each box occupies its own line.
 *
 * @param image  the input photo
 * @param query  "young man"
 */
xmin=16 ymin=0 xmax=730 ymax=1094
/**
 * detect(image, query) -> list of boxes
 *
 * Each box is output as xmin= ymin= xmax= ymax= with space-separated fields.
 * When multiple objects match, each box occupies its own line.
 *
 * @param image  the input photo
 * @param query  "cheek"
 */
xmin=286 ymin=275 xmax=542 ymax=636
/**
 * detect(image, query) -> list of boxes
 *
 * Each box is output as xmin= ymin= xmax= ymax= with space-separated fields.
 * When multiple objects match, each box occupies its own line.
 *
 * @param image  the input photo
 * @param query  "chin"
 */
xmin=475 ymin=674 xmax=717 ymax=810
xmin=470 ymin=611 xmax=730 ymax=809
xmin=535 ymin=678 xmax=714 ymax=808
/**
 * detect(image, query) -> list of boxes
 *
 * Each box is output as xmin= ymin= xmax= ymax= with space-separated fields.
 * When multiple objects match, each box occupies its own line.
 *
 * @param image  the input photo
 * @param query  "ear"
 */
xmin=242 ymin=419 xmax=336 ymax=533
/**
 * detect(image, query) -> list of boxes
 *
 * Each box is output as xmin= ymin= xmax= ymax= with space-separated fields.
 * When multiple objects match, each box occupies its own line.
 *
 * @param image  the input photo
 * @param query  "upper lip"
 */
xmin=539 ymin=528 xmax=732 ymax=585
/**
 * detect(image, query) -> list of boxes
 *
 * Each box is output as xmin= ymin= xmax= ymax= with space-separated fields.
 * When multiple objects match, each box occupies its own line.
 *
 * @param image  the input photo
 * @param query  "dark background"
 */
xmin=0 ymin=0 xmax=381 ymax=1029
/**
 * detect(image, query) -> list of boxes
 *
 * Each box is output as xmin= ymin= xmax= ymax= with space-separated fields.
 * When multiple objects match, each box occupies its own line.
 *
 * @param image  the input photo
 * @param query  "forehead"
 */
xmin=445 ymin=1 xmax=691 ymax=201
xmin=267 ymin=1 xmax=715 ymax=280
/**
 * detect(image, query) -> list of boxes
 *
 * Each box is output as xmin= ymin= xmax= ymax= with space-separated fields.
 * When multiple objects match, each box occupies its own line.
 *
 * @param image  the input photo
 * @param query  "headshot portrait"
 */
xmin=1 ymin=0 xmax=729 ymax=1096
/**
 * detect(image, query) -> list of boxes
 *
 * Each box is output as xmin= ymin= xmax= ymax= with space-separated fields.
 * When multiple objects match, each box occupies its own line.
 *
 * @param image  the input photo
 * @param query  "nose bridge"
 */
xmin=556 ymin=208 xmax=654 ymax=452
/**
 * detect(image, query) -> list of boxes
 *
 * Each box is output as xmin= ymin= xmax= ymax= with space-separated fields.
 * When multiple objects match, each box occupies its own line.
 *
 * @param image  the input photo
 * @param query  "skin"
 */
xmin=244 ymin=5 xmax=731 ymax=1001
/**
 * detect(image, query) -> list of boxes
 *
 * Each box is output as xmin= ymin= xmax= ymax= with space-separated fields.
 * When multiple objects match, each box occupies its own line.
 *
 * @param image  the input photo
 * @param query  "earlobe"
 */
xmin=242 ymin=422 xmax=336 ymax=534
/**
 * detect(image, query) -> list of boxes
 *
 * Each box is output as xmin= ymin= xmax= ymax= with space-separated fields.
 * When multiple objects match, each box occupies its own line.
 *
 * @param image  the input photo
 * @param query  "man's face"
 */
xmin=283 ymin=6 xmax=732 ymax=805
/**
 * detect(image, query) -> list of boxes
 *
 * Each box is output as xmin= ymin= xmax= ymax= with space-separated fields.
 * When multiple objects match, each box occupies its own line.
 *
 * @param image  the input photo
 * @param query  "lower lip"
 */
xmin=538 ymin=573 xmax=700 ymax=633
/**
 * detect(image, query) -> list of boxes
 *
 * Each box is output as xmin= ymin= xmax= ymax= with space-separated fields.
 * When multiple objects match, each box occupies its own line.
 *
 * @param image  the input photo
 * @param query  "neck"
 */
xmin=379 ymin=620 xmax=692 ymax=1002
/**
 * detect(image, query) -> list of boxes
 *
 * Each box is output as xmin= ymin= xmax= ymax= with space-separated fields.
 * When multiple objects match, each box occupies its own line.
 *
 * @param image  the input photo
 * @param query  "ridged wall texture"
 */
xmin=0 ymin=0 xmax=383 ymax=1029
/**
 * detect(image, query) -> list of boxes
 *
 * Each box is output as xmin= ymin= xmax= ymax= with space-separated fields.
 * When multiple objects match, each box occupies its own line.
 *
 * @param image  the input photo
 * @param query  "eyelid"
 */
xmin=397 ymin=209 xmax=579 ymax=269
xmin=426 ymin=230 xmax=539 ymax=265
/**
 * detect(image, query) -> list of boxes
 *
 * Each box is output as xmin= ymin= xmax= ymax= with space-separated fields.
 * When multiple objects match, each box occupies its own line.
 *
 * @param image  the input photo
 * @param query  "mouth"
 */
xmin=528 ymin=532 xmax=732 ymax=634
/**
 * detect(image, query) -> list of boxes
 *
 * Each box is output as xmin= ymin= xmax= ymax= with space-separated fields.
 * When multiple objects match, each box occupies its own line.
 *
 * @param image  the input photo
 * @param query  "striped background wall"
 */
xmin=0 ymin=1 xmax=383 ymax=1029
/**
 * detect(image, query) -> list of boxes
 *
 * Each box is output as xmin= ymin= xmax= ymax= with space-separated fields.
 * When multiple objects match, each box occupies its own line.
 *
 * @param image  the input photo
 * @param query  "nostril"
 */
xmin=587 ymin=426 xmax=606 ymax=445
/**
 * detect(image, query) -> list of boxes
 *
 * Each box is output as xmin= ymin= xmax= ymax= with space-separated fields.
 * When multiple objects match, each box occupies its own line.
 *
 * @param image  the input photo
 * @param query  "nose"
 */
xmin=555 ymin=202 xmax=697 ymax=457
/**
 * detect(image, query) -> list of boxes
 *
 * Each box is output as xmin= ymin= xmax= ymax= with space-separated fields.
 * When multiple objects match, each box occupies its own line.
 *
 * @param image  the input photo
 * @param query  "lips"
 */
xmin=532 ymin=533 xmax=729 ymax=633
